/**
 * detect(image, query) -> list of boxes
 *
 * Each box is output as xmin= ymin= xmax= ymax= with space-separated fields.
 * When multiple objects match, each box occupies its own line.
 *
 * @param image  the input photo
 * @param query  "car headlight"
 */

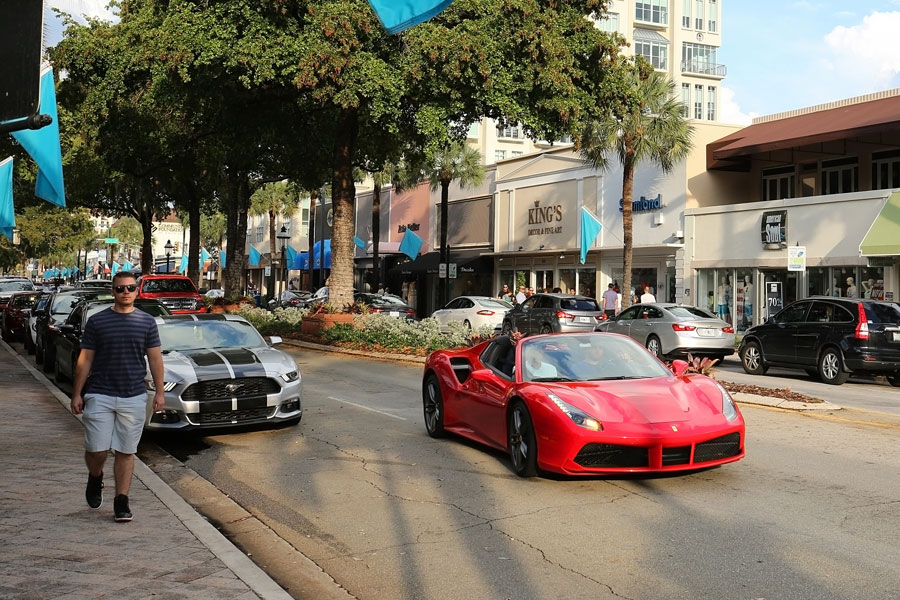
xmin=717 ymin=383 xmax=738 ymax=422
xmin=280 ymin=370 xmax=299 ymax=383
xmin=547 ymin=392 xmax=602 ymax=431
xmin=147 ymin=381 xmax=177 ymax=392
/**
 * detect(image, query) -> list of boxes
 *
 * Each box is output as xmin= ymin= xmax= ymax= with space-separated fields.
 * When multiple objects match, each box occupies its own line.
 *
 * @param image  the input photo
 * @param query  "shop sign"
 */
xmin=527 ymin=200 xmax=564 ymax=236
xmin=867 ymin=256 xmax=894 ymax=267
xmin=787 ymin=246 xmax=806 ymax=272
xmin=761 ymin=210 xmax=787 ymax=249
xmin=619 ymin=193 xmax=663 ymax=213
xmin=397 ymin=222 xmax=420 ymax=233
xmin=765 ymin=281 xmax=783 ymax=318
xmin=448 ymin=263 xmax=457 ymax=279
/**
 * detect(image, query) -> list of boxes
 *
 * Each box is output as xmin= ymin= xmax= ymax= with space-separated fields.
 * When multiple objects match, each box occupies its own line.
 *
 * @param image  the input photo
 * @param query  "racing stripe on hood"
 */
xmin=216 ymin=347 xmax=269 ymax=379
xmin=179 ymin=348 xmax=231 ymax=380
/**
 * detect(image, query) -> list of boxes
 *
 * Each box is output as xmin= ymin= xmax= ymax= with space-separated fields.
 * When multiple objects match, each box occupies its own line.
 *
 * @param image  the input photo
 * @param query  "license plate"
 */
xmin=389 ymin=311 xmax=399 ymax=317
xmin=893 ymin=332 xmax=900 ymax=342
xmin=697 ymin=328 xmax=717 ymax=337
xmin=578 ymin=316 xmax=591 ymax=323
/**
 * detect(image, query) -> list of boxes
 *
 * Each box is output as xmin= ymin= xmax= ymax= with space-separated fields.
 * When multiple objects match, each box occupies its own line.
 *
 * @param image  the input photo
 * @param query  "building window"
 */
xmin=636 ymin=0 xmax=668 ymax=25
xmin=467 ymin=121 xmax=480 ymax=138
xmin=821 ymin=157 xmax=858 ymax=195
xmin=497 ymin=125 xmax=520 ymax=139
xmin=511 ymin=151 xmax=523 ymax=157
xmin=708 ymin=0 xmax=717 ymax=32
xmin=682 ymin=42 xmax=719 ymax=75
xmin=872 ymin=149 xmax=900 ymax=190
xmin=256 ymin=223 xmax=264 ymax=242
xmin=495 ymin=150 xmax=507 ymax=162
xmin=762 ymin=166 xmax=795 ymax=201
xmin=281 ymin=216 xmax=292 ymax=237
xmin=694 ymin=0 xmax=703 ymax=29
xmin=693 ymin=84 xmax=703 ymax=119
xmin=682 ymin=0 xmax=691 ymax=27
xmin=681 ymin=83 xmax=690 ymax=117
xmin=706 ymin=86 xmax=716 ymax=121
xmin=596 ymin=12 xmax=619 ymax=34
xmin=635 ymin=40 xmax=668 ymax=70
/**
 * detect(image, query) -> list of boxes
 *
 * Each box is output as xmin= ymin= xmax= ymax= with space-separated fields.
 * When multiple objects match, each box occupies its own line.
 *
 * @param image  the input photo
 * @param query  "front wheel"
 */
xmin=740 ymin=341 xmax=767 ymax=375
xmin=540 ymin=324 xmax=552 ymax=334
xmin=646 ymin=335 xmax=662 ymax=358
xmin=818 ymin=348 xmax=849 ymax=385
xmin=501 ymin=321 xmax=513 ymax=335
xmin=422 ymin=374 xmax=445 ymax=438
xmin=887 ymin=374 xmax=900 ymax=388
xmin=463 ymin=320 xmax=472 ymax=332
xmin=508 ymin=402 xmax=538 ymax=477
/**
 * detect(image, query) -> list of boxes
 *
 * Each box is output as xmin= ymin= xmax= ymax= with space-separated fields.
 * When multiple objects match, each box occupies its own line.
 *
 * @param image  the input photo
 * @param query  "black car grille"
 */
xmin=574 ymin=443 xmax=649 ymax=468
xmin=159 ymin=298 xmax=198 ymax=311
xmin=182 ymin=377 xmax=280 ymax=401
xmin=662 ymin=446 xmax=692 ymax=466
xmin=190 ymin=407 xmax=277 ymax=424
xmin=694 ymin=432 xmax=742 ymax=463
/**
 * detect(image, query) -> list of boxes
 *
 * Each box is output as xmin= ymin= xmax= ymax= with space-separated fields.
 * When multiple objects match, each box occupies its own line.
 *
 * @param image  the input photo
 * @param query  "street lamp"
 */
xmin=276 ymin=225 xmax=291 ymax=300
xmin=164 ymin=240 xmax=173 ymax=274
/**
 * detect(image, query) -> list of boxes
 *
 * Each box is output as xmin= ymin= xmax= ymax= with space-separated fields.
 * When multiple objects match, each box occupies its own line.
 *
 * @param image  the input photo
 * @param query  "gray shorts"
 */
xmin=82 ymin=393 xmax=148 ymax=454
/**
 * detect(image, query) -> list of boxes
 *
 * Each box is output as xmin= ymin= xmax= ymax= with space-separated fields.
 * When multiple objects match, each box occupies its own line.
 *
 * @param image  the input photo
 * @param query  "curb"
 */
xmin=2 ymin=339 xmax=294 ymax=600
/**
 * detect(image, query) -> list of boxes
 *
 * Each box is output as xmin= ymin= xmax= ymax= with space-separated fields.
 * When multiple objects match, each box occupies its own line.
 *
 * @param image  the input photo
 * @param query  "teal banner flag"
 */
xmin=368 ymin=0 xmax=454 ymax=33
xmin=579 ymin=207 xmax=602 ymax=265
xmin=399 ymin=228 xmax=423 ymax=260
xmin=0 ymin=158 xmax=14 ymax=241
xmin=249 ymin=245 xmax=261 ymax=267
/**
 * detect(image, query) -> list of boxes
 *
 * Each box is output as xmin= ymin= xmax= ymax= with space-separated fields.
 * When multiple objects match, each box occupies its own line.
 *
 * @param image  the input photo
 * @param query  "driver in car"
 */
xmin=524 ymin=347 xmax=558 ymax=380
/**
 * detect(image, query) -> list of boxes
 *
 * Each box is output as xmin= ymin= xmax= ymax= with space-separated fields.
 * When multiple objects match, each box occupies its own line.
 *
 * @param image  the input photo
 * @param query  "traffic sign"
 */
xmin=104 ymin=237 xmax=119 ymax=244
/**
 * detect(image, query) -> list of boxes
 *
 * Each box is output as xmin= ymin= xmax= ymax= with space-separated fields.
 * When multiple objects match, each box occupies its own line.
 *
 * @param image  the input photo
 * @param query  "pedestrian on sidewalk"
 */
xmin=69 ymin=271 xmax=165 ymax=522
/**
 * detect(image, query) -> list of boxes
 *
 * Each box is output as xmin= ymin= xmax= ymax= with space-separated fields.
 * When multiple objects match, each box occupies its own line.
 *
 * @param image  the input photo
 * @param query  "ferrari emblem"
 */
xmin=671 ymin=425 xmax=678 ymax=432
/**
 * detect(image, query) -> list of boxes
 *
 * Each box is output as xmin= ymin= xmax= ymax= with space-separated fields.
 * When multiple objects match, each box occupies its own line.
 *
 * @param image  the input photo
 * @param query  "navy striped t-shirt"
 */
xmin=81 ymin=307 xmax=161 ymax=397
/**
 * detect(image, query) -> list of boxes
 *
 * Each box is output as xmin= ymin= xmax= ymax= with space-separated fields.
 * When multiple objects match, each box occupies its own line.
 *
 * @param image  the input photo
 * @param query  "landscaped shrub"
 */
xmin=321 ymin=315 xmax=494 ymax=353
xmin=237 ymin=305 xmax=308 ymax=336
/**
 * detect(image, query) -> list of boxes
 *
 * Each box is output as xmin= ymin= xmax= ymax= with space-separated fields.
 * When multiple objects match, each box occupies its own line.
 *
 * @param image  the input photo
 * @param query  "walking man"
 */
xmin=70 ymin=271 xmax=165 ymax=522
xmin=601 ymin=282 xmax=619 ymax=318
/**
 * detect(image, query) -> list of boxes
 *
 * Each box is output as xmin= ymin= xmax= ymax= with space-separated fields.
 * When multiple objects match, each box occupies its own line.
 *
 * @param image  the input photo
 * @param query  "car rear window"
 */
xmin=667 ymin=306 xmax=715 ymax=319
xmin=477 ymin=298 xmax=512 ymax=310
xmin=559 ymin=298 xmax=600 ymax=311
xmin=141 ymin=278 xmax=197 ymax=293
xmin=865 ymin=303 xmax=900 ymax=325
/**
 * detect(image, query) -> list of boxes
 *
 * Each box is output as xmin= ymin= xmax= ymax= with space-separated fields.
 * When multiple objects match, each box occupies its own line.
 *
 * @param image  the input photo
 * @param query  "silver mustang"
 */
xmin=144 ymin=314 xmax=302 ymax=430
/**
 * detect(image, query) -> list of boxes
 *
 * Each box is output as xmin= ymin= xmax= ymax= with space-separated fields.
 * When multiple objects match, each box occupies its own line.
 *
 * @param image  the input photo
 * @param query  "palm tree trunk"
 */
xmin=621 ymin=149 xmax=635 ymax=310
xmin=187 ymin=183 xmax=201 ymax=287
xmin=224 ymin=171 xmax=249 ymax=298
xmin=308 ymin=189 xmax=317 ymax=292
xmin=440 ymin=179 xmax=450 ymax=307
xmin=268 ymin=208 xmax=277 ymax=301
xmin=330 ymin=107 xmax=358 ymax=309
xmin=372 ymin=183 xmax=381 ymax=292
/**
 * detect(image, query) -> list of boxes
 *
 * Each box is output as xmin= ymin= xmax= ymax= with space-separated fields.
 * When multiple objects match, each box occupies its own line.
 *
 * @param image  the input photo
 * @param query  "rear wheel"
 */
xmin=646 ymin=335 xmax=662 ymax=358
xmin=508 ymin=401 xmax=538 ymax=477
xmin=818 ymin=348 xmax=849 ymax=385
xmin=501 ymin=321 xmax=513 ymax=335
xmin=740 ymin=341 xmax=767 ymax=375
xmin=463 ymin=320 xmax=472 ymax=332
xmin=540 ymin=324 xmax=552 ymax=334
xmin=422 ymin=374 xmax=445 ymax=438
xmin=887 ymin=374 xmax=900 ymax=388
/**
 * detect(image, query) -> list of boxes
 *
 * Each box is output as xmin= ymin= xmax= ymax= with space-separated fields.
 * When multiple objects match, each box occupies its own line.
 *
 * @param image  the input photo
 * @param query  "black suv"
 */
xmin=501 ymin=293 xmax=603 ymax=335
xmin=738 ymin=296 xmax=900 ymax=385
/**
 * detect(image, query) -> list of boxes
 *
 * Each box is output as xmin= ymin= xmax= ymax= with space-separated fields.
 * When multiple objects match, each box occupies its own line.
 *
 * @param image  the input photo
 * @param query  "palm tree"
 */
xmin=428 ymin=142 xmax=485 ymax=307
xmin=249 ymin=181 xmax=299 ymax=300
xmin=579 ymin=67 xmax=693 ymax=310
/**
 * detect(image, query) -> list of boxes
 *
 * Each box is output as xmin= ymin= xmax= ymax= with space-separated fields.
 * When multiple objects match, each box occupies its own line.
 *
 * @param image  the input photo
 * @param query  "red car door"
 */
xmin=457 ymin=340 xmax=517 ymax=449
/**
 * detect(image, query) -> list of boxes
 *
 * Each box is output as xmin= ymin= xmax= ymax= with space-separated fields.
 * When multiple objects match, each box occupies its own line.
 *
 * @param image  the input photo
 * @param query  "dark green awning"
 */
xmin=860 ymin=192 xmax=900 ymax=256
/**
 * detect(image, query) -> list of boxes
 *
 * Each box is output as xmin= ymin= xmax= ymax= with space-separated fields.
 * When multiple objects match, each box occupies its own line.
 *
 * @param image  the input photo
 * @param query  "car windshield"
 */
xmin=85 ymin=301 xmax=170 ymax=320
xmin=364 ymin=294 xmax=406 ymax=307
xmin=52 ymin=293 xmax=111 ymax=315
xmin=559 ymin=298 xmax=600 ymax=311
xmin=158 ymin=319 xmax=267 ymax=351
xmin=667 ymin=306 xmax=716 ymax=319
xmin=12 ymin=294 xmax=40 ymax=308
xmin=141 ymin=279 xmax=197 ymax=293
xmin=0 ymin=280 xmax=34 ymax=292
xmin=520 ymin=334 xmax=672 ymax=382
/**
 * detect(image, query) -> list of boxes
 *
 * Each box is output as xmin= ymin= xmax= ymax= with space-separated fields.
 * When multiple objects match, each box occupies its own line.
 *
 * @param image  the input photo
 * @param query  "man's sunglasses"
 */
xmin=114 ymin=284 xmax=137 ymax=293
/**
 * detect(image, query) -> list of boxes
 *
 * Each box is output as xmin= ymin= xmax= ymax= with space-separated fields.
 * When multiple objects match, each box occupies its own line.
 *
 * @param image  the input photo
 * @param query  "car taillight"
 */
xmin=722 ymin=326 xmax=734 ymax=334
xmin=855 ymin=302 xmax=869 ymax=339
xmin=596 ymin=314 xmax=607 ymax=321
xmin=476 ymin=310 xmax=495 ymax=316
xmin=672 ymin=323 xmax=696 ymax=332
xmin=556 ymin=310 xmax=575 ymax=320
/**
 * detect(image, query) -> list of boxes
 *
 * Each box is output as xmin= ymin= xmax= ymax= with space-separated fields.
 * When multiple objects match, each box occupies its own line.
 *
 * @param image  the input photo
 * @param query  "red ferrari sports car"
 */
xmin=422 ymin=332 xmax=745 ymax=477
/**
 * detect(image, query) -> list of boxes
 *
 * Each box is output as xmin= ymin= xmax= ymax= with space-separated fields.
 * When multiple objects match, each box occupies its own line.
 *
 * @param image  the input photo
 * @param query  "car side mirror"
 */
xmin=469 ymin=368 xmax=497 ymax=383
xmin=59 ymin=323 xmax=76 ymax=335
xmin=670 ymin=359 xmax=689 ymax=377
xmin=268 ymin=336 xmax=282 ymax=345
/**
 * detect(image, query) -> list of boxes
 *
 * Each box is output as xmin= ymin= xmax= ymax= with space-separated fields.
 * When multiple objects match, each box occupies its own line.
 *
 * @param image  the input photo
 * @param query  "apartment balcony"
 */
xmin=681 ymin=61 xmax=727 ymax=78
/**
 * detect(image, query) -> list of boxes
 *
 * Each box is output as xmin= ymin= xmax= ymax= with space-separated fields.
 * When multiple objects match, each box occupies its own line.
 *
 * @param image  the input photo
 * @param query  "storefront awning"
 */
xmin=632 ymin=28 xmax=668 ymax=43
xmin=860 ymin=192 xmax=900 ymax=256
xmin=388 ymin=249 xmax=491 ymax=275
xmin=708 ymin=94 xmax=900 ymax=171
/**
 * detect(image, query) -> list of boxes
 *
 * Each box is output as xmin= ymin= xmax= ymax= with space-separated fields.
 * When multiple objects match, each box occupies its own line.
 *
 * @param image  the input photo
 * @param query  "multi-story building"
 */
xmin=466 ymin=0 xmax=725 ymax=165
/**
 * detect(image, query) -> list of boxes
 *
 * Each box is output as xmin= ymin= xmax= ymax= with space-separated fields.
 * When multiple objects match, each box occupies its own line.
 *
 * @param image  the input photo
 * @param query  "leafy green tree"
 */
xmin=249 ymin=181 xmax=300 ymax=299
xmin=579 ymin=67 xmax=693 ymax=309
xmin=15 ymin=206 xmax=96 ymax=270
xmin=426 ymin=142 xmax=484 ymax=306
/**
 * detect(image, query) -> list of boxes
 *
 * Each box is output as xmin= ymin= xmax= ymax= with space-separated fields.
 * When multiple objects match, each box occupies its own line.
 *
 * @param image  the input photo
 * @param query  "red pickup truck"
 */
xmin=136 ymin=275 xmax=207 ymax=314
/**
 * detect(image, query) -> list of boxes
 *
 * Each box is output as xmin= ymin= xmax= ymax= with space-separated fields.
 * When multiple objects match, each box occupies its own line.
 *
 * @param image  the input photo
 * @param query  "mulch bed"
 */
xmin=718 ymin=380 xmax=823 ymax=403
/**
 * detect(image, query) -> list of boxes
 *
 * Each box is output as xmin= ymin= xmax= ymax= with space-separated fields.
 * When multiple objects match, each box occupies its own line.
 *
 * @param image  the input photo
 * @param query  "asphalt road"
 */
xmin=151 ymin=347 xmax=900 ymax=600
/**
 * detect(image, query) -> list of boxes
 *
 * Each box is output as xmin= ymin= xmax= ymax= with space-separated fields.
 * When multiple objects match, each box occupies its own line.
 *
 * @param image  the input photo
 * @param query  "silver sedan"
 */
xmin=431 ymin=296 xmax=513 ymax=333
xmin=596 ymin=303 xmax=735 ymax=360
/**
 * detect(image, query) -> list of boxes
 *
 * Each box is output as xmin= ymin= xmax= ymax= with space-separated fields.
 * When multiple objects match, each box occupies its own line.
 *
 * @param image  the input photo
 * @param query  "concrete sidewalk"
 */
xmin=0 ymin=340 xmax=293 ymax=600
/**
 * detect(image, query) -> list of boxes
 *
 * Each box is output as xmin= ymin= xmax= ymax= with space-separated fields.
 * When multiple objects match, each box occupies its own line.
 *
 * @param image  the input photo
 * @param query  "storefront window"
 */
xmin=733 ymin=269 xmax=754 ymax=331
xmin=577 ymin=268 xmax=596 ymax=298
xmin=535 ymin=269 xmax=554 ymax=293
xmin=697 ymin=269 xmax=716 ymax=313
xmin=807 ymin=267 xmax=830 ymax=297
xmin=558 ymin=269 xmax=576 ymax=294
xmin=832 ymin=267 xmax=858 ymax=297
xmin=499 ymin=269 xmax=515 ymax=297
xmin=714 ymin=268 xmax=734 ymax=325
xmin=611 ymin=267 xmax=659 ymax=304
xmin=859 ymin=266 xmax=885 ymax=300
xmin=515 ymin=270 xmax=530 ymax=291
